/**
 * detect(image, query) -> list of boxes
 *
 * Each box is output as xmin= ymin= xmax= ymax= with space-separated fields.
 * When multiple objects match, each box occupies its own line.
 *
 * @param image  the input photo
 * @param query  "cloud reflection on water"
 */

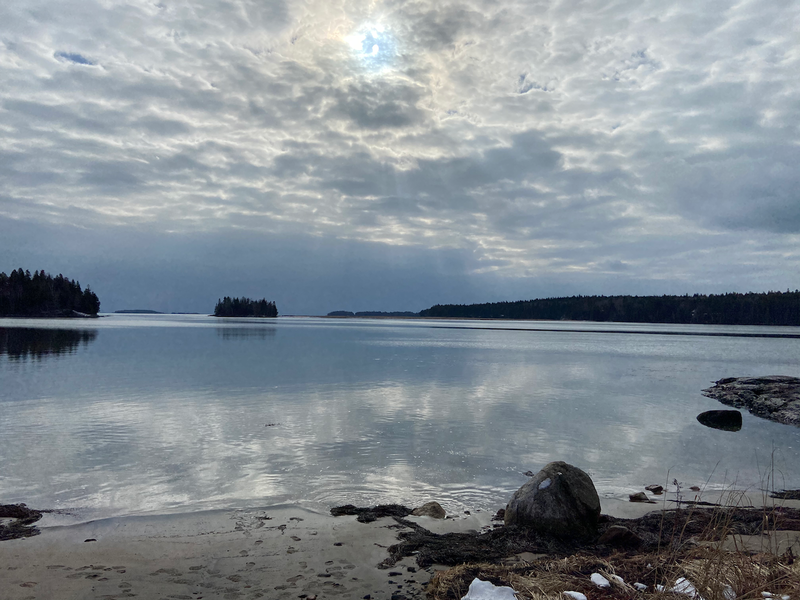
xmin=0 ymin=317 xmax=798 ymax=521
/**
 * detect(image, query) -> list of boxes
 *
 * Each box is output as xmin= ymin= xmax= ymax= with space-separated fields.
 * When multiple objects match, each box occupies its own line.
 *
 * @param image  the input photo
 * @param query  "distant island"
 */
xmin=0 ymin=269 xmax=100 ymax=318
xmin=327 ymin=311 xmax=420 ymax=318
xmin=114 ymin=309 xmax=164 ymax=314
xmin=214 ymin=296 xmax=278 ymax=318
xmin=419 ymin=291 xmax=800 ymax=326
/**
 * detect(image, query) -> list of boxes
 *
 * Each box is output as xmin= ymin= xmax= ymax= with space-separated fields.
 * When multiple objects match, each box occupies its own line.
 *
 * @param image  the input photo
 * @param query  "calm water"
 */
xmin=1 ymin=315 xmax=799 ymax=522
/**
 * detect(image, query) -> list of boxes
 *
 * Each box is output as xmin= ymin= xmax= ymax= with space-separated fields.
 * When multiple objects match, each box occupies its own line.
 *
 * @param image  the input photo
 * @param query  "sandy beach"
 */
xmin=2 ymin=493 xmax=798 ymax=600
xmin=0 ymin=505 xmax=496 ymax=600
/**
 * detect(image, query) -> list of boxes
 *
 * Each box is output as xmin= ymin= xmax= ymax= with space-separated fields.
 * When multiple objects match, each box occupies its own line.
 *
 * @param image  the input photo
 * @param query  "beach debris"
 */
xmin=412 ymin=501 xmax=446 ymax=519
xmin=591 ymin=573 xmax=610 ymax=588
xmin=563 ymin=592 xmax=587 ymax=600
xmin=645 ymin=484 xmax=664 ymax=494
xmin=504 ymin=461 xmax=601 ymax=538
xmin=460 ymin=577 xmax=517 ymax=599
xmin=0 ymin=503 xmax=44 ymax=541
xmin=331 ymin=504 xmax=412 ymax=523
xmin=629 ymin=492 xmax=651 ymax=503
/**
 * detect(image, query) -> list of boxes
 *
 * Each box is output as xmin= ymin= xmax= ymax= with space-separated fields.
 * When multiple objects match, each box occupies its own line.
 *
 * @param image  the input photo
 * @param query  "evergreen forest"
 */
xmin=214 ymin=296 xmax=278 ymax=317
xmin=0 ymin=269 xmax=101 ymax=316
xmin=419 ymin=291 xmax=800 ymax=326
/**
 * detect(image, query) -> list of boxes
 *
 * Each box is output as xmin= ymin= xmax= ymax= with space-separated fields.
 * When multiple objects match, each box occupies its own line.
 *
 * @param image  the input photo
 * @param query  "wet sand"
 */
xmin=0 ymin=505 xmax=494 ymax=600
xmin=2 ymin=492 xmax=797 ymax=600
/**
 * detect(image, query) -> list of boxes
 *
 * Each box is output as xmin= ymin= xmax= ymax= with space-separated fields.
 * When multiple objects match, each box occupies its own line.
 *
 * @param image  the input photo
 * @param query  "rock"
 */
xmin=598 ymin=525 xmax=642 ymax=547
xmin=591 ymin=573 xmax=611 ymax=588
xmin=412 ymin=501 xmax=446 ymax=519
xmin=645 ymin=484 xmax=664 ymax=494
xmin=629 ymin=492 xmax=651 ymax=503
xmin=504 ymin=461 xmax=601 ymax=538
xmin=702 ymin=376 xmax=800 ymax=427
xmin=696 ymin=410 xmax=742 ymax=431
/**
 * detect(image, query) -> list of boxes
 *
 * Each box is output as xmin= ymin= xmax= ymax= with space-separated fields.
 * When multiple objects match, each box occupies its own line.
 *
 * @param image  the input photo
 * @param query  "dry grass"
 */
xmin=427 ymin=549 xmax=800 ymax=600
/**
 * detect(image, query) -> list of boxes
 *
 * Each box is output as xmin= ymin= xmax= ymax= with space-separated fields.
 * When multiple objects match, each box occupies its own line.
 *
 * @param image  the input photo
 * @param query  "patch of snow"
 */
xmin=563 ymin=592 xmax=587 ymax=600
xmin=591 ymin=573 xmax=611 ymax=588
xmin=460 ymin=577 xmax=518 ymax=600
xmin=672 ymin=577 xmax=704 ymax=600
xmin=634 ymin=583 xmax=647 ymax=591
xmin=538 ymin=478 xmax=551 ymax=490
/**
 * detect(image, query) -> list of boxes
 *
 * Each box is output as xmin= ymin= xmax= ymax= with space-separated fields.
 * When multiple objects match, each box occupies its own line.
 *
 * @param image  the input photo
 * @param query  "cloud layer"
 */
xmin=1 ymin=0 xmax=798 ymax=312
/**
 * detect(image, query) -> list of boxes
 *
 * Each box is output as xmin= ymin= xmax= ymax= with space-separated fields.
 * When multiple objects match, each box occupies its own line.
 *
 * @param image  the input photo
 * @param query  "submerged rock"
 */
xmin=504 ymin=461 xmax=600 ymax=538
xmin=702 ymin=376 xmax=800 ymax=427
xmin=696 ymin=409 xmax=743 ymax=431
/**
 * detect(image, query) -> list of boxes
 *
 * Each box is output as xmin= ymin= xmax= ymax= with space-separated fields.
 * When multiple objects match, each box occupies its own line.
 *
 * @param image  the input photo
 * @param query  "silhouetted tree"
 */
xmin=213 ymin=296 xmax=278 ymax=317
xmin=0 ymin=269 xmax=101 ymax=316
xmin=419 ymin=291 xmax=800 ymax=326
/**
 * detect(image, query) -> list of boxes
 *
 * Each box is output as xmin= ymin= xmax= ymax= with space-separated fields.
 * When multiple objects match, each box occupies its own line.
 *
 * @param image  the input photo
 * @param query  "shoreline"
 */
xmin=3 ymin=492 xmax=799 ymax=600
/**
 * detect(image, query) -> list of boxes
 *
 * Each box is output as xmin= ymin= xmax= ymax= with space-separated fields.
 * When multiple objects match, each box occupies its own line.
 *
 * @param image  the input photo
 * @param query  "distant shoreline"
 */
xmin=0 ymin=311 xmax=100 ymax=319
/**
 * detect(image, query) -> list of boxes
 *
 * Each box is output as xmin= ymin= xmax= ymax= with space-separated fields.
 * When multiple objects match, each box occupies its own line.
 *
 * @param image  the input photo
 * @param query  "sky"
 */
xmin=1 ymin=0 xmax=798 ymax=315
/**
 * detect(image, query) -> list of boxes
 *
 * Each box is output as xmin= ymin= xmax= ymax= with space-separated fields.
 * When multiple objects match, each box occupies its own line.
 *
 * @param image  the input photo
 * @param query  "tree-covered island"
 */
xmin=0 ymin=269 xmax=101 ymax=317
xmin=420 ymin=291 xmax=800 ymax=326
xmin=213 ymin=296 xmax=278 ymax=317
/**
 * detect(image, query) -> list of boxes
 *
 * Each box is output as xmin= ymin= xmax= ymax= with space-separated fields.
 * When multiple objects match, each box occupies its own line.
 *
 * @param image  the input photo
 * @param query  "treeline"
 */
xmin=214 ymin=296 xmax=278 ymax=318
xmin=419 ymin=291 xmax=800 ymax=326
xmin=0 ymin=269 xmax=101 ymax=316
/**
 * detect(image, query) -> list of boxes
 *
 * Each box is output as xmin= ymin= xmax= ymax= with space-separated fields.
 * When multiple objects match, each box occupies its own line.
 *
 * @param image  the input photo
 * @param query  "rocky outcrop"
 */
xmin=702 ymin=376 xmax=800 ymax=427
xmin=504 ymin=461 xmax=601 ymax=538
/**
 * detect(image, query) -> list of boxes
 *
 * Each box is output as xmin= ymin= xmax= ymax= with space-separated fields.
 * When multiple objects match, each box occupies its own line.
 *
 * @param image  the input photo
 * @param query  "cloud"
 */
xmin=0 ymin=0 xmax=798 ymax=311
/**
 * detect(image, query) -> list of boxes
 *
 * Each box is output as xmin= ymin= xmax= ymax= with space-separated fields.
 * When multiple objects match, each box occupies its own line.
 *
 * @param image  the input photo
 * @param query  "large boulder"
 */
xmin=504 ymin=461 xmax=601 ymax=538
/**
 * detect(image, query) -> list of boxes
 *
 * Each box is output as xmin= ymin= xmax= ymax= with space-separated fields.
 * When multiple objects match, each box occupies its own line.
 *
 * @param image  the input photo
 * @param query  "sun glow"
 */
xmin=343 ymin=22 xmax=395 ymax=70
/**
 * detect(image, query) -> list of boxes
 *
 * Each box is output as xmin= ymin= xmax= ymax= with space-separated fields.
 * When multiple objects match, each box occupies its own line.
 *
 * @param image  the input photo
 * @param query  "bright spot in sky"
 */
xmin=344 ymin=23 xmax=394 ymax=69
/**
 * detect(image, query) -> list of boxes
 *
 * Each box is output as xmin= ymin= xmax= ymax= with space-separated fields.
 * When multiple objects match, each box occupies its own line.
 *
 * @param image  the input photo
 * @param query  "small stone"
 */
xmin=411 ymin=501 xmax=446 ymax=519
xmin=591 ymin=573 xmax=610 ymax=588
xmin=598 ymin=525 xmax=642 ymax=547
xmin=645 ymin=484 xmax=664 ymax=494
xmin=629 ymin=492 xmax=650 ymax=503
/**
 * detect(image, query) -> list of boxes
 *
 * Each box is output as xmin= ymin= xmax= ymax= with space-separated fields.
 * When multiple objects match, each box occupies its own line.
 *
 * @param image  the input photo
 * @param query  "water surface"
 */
xmin=1 ymin=315 xmax=798 ymax=522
